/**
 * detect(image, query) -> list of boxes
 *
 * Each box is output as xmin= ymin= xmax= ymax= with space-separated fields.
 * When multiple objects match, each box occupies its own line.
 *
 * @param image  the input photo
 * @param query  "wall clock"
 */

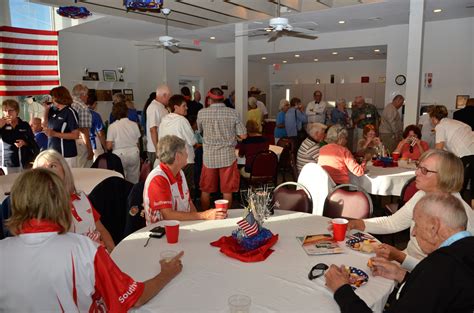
xmin=395 ymin=75 xmax=406 ymax=85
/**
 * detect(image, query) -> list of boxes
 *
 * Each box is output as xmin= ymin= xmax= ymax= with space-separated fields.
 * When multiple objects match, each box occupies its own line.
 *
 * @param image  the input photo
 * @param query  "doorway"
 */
xmin=178 ymin=76 xmax=203 ymax=100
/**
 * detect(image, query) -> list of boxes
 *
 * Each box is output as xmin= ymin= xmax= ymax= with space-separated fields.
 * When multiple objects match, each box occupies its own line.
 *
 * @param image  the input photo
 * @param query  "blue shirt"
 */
xmin=34 ymin=131 xmax=48 ymax=151
xmin=47 ymin=106 xmax=78 ymax=158
xmin=331 ymin=109 xmax=349 ymax=125
xmin=439 ymin=231 xmax=471 ymax=248
xmin=109 ymin=108 xmax=139 ymax=124
xmin=285 ymin=107 xmax=307 ymax=137
xmin=274 ymin=111 xmax=287 ymax=138
xmin=89 ymin=109 xmax=104 ymax=150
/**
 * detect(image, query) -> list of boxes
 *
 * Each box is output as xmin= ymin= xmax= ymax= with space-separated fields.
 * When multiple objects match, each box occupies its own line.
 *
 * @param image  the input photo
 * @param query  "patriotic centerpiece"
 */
xmin=232 ymin=189 xmax=274 ymax=251
xmin=56 ymin=6 xmax=92 ymax=19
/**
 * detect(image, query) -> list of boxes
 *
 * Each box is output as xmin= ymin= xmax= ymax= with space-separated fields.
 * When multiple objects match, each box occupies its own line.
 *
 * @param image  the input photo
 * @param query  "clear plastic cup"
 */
xmin=228 ymin=294 xmax=251 ymax=313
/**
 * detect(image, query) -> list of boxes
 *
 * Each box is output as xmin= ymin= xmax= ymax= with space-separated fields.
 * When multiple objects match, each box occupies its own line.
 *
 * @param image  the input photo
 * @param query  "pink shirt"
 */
xmin=318 ymin=143 xmax=366 ymax=184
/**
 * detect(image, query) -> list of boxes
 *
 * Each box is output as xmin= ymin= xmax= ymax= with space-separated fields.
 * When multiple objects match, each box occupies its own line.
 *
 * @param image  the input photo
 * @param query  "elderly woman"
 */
xmin=347 ymin=149 xmax=474 ymax=271
xmin=247 ymin=97 xmax=263 ymax=133
xmin=238 ymin=120 xmax=269 ymax=178
xmin=0 ymin=169 xmax=183 ymax=312
xmin=393 ymin=124 xmax=429 ymax=160
xmin=430 ymin=105 xmax=474 ymax=204
xmin=0 ymin=99 xmax=38 ymax=169
xmin=106 ymin=101 xmax=141 ymax=183
xmin=296 ymin=122 xmax=327 ymax=174
xmin=318 ymin=124 xmax=368 ymax=184
xmin=33 ymin=149 xmax=115 ymax=252
xmin=330 ymin=98 xmax=350 ymax=127
xmin=357 ymin=124 xmax=383 ymax=157
xmin=143 ymin=135 xmax=227 ymax=224
xmin=274 ymin=99 xmax=289 ymax=144
xmin=109 ymin=92 xmax=139 ymax=123
xmin=43 ymin=86 xmax=80 ymax=167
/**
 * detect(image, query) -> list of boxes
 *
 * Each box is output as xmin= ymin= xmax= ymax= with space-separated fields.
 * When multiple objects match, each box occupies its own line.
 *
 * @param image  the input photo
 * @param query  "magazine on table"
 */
xmin=296 ymin=234 xmax=344 ymax=255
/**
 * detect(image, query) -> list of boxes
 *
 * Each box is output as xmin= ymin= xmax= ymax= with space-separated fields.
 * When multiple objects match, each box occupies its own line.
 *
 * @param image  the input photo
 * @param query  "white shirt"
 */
xmin=159 ymin=113 xmax=197 ymax=164
xmin=435 ymin=118 xmax=474 ymax=158
xmin=107 ymin=118 xmax=141 ymax=150
xmin=0 ymin=230 xmax=143 ymax=312
xmin=146 ymin=100 xmax=169 ymax=152
xmin=256 ymin=100 xmax=268 ymax=116
xmin=305 ymin=100 xmax=327 ymax=124
xmin=28 ymin=101 xmax=44 ymax=120
xmin=419 ymin=113 xmax=435 ymax=148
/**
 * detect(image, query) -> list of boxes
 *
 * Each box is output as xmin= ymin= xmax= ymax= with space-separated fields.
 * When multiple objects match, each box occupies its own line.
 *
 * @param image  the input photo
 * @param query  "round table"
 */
xmin=0 ymin=168 xmax=123 ymax=201
xmin=350 ymin=161 xmax=416 ymax=196
xmin=111 ymin=210 xmax=395 ymax=313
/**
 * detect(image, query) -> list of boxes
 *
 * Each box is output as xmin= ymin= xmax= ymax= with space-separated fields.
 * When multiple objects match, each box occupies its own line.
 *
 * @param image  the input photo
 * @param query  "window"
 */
xmin=9 ymin=0 xmax=53 ymax=30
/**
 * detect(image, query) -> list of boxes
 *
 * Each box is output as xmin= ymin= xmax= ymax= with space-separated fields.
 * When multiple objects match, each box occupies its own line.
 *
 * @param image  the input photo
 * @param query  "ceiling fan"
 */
xmin=135 ymin=8 xmax=202 ymax=53
xmin=242 ymin=0 xmax=318 ymax=42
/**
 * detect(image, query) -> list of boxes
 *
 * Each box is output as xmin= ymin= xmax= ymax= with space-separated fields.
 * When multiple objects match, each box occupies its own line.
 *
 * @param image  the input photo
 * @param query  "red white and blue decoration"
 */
xmin=237 ymin=211 xmax=259 ymax=237
xmin=56 ymin=6 xmax=92 ymax=19
xmin=124 ymin=0 xmax=163 ymax=11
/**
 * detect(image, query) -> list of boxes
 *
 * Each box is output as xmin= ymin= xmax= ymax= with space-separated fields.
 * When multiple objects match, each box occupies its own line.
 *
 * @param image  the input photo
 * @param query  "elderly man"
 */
xmin=296 ymin=123 xmax=327 ymax=173
xmin=197 ymin=87 xmax=247 ymax=210
xmin=351 ymin=96 xmax=379 ymax=151
xmin=146 ymin=85 xmax=171 ymax=164
xmin=187 ymin=90 xmax=203 ymax=121
xmin=325 ymin=193 xmax=474 ymax=312
xmin=379 ymin=94 xmax=404 ymax=153
xmin=306 ymin=90 xmax=328 ymax=124
xmin=144 ymin=135 xmax=226 ymax=223
xmin=71 ymin=84 xmax=93 ymax=167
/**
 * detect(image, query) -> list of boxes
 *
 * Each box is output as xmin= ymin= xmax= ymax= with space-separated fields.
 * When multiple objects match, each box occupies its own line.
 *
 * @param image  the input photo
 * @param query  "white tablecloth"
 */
xmin=350 ymin=161 xmax=416 ymax=196
xmin=0 ymin=168 xmax=123 ymax=201
xmin=236 ymin=145 xmax=283 ymax=165
xmin=111 ymin=210 xmax=394 ymax=313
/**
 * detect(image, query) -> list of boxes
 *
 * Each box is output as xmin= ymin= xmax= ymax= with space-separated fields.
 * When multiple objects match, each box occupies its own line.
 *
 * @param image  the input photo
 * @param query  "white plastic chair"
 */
xmin=297 ymin=163 xmax=336 ymax=216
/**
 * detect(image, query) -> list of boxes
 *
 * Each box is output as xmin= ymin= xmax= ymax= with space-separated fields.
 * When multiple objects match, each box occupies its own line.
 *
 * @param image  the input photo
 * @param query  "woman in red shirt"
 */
xmin=393 ymin=125 xmax=429 ymax=160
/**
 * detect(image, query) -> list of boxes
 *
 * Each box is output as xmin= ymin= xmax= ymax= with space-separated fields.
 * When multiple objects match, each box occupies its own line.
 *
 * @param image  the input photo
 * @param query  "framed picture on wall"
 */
xmin=456 ymin=95 xmax=470 ymax=109
xmin=112 ymin=89 xmax=122 ymax=96
xmin=96 ymin=90 xmax=113 ymax=101
xmin=123 ymin=89 xmax=134 ymax=101
xmin=103 ymin=70 xmax=117 ymax=82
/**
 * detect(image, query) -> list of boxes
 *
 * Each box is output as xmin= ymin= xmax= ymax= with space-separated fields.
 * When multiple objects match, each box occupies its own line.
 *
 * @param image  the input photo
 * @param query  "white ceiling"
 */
xmin=34 ymin=0 xmax=474 ymax=63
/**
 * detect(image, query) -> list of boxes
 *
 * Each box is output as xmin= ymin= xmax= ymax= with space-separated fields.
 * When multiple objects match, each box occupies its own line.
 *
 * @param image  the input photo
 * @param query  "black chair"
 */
xmin=124 ymin=181 xmax=147 ymax=238
xmin=323 ymin=184 xmax=373 ymax=219
xmin=91 ymin=152 xmax=124 ymax=176
xmin=88 ymin=176 xmax=133 ymax=244
xmin=241 ymin=150 xmax=279 ymax=188
xmin=271 ymin=182 xmax=312 ymax=213
xmin=0 ymin=196 xmax=11 ymax=239
xmin=277 ymin=138 xmax=297 ymax=181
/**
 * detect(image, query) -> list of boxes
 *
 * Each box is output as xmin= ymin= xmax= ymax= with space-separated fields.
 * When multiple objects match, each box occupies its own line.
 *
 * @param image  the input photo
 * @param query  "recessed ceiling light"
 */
xmin=261 ymin=56 xmax=267 ymax=60
xmin=374 ymin=49 xmax=380 ymax=52
xmin=314 ymin=58 xmax=318 ymax=62
xmin=338 ymin=20 xmax=345 ymax=24
xmin=282 ymin=60 xmax=287 ymax=63
xmin=332 ymin=52 xmax=338 ymax=55
xmin=348 ymin=56 xmax=354 ymax=60
xmin=209 ymin=36 xmax=216 ymax=40
xmin=433 ymin=9 xmax=442 ymax=13
xmin=265 ymin=29 xmax=272 ymax=32
xmin=294 ymin=54 xmax=300 ymax=58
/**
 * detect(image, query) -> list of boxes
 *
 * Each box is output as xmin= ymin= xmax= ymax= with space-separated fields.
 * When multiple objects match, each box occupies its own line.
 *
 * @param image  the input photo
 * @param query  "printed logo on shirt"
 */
xmin=153 ymin=200 xmax=172 ymax=206
xmin=58 ymin=117 xmax=64 ymax=120
xmin=119 ymin=281 xmax=139 ymax=304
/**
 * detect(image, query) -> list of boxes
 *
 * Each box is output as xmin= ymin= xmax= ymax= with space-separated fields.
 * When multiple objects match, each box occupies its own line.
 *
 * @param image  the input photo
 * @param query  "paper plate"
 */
xmin=345 ymin=232 xmax=380 ymax=254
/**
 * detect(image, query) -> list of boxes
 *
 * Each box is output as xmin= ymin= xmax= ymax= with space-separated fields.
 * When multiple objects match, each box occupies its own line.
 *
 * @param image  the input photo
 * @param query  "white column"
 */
xmin=0 ymin=0 xmax=11 ymax=26
xmin=235 ymin=23 xmax=248 ymax=123
xmin=404 ymin=0 xmax=425 ymax=126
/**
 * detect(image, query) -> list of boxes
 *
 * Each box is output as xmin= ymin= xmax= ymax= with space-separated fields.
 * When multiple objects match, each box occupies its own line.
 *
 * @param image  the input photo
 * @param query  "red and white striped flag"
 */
xmin=0 ymin=26 xmax=60 ymax=96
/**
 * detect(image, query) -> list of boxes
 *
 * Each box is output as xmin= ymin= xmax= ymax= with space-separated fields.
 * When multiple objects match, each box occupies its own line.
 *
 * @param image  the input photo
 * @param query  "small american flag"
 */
xmin=237 ymin=211 xmax=259 ymax=237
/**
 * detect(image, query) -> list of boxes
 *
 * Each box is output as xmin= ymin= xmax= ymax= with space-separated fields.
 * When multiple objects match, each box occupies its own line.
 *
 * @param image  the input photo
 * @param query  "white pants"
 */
xmin=113 ymin=147 xmax=140 ymax=184
xmin=76 ymin=139 xmax=92 ymax=168
xmin=93 ymin=144 xmax=104 ymax=162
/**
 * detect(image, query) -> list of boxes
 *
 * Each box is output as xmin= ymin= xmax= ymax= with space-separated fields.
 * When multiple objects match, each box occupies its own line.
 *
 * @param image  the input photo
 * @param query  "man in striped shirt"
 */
xmin=296 ymin=123 xmax=327 ymax=174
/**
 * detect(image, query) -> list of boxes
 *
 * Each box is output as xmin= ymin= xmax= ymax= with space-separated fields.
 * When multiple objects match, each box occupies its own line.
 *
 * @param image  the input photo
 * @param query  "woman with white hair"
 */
xmin=274 ymin=99 xmax=289 ymax=144
xmin=318 ymin=124 xmax=369 ymax=184
xmin=247 ymin=97 xmax=263 ymax=133
xmin=296 ymin=122 xmax=327 ymax=173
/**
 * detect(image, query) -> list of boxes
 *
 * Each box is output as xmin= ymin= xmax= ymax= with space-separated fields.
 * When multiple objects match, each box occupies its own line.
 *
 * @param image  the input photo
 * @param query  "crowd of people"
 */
xmin=0 ymin=84 xmax=473 ymax=312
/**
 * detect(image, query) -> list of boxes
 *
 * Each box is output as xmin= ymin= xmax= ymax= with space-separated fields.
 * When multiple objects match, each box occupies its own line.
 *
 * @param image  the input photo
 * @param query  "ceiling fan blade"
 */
xmin=291 ymin=27 xmax=319 ymax=36
xmin=178 ymin=44 xmax=202 ymax=52
xmin=168 ymin=38 xmax=180 ymax=44
xmin=286 ymin=31 xmax=318 ymax=40
xmin=166 ymin=45 xmax=179 ymax=53
xmin=267 ymin=31 xmax=282 ymax=42
xmin=135 ymin=44 xmax=160 ymax=47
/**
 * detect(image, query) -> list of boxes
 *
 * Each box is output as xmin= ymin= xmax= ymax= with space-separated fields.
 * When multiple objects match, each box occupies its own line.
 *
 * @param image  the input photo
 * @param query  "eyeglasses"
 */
xmin=415 ymin=163 xmax=438 ymax=175
xmin=308 ymin=263 xmax=329 ymax=280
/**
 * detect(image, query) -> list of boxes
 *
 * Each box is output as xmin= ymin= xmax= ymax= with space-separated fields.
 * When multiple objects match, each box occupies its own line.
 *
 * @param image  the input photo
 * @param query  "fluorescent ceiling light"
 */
xmin=348 ymin=56 xmax=354 ymax=60
xmin=374 ymin=49 xmax=380 ymax=52
xmin=338 ymin=20 xmax=345 ymax=24
xmin=282 ymin=60 xmax=287 ymax=63
xmin=261 ymin=56 xmax=267 ymax=60
xmin=332 ymin=52 xmax=338 ymax=55
xmin=294 ymin=54 xmax=300 ymax=57
xmin=433 ymin=9 xmax=442 ymax=13
xmin=209 ymin=36 xmax=216 ymax=40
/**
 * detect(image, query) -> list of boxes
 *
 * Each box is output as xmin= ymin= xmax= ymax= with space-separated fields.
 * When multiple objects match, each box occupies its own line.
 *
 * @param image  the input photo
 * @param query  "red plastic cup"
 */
xmin=332 ymin=218 xmax=348 ymax=241
xmin=214 ymin=199 xmax=229 ymax=213
xmin=163 ymin=220 xmax=180 ymax=244
xmin=392 ymin=152 xmax=400 ymax=161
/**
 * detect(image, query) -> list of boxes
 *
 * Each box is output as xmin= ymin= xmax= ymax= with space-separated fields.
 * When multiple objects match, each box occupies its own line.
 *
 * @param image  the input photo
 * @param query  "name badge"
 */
xmin=366 ymin=114 xmax=372 ymax=118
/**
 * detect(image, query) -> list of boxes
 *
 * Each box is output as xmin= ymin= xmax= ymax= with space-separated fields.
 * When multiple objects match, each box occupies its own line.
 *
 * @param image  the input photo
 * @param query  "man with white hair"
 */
xmin=146 ymin=85 xmax=170 ymax=164
xmin=325 ymin=192 xmax=474 ymax=312
xmin=296 ymin=122 xmax=327 ymax=173
xmin=71 ymin=84 xmax=93 ymax=167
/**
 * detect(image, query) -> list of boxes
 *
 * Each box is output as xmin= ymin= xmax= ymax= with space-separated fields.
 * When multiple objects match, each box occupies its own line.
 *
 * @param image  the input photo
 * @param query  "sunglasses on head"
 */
xmin=308 ymin=263 xmax=329 ymax=280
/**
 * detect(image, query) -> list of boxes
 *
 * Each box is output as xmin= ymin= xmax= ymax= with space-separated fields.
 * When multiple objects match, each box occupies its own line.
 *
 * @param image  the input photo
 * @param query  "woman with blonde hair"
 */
xmin=347 ymin=149 xmax=474 ymax=270
xmin=33 ymin=149 xmax=115 ymax=252
xmin=1 ymin=168 xmax=183 ymax=312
